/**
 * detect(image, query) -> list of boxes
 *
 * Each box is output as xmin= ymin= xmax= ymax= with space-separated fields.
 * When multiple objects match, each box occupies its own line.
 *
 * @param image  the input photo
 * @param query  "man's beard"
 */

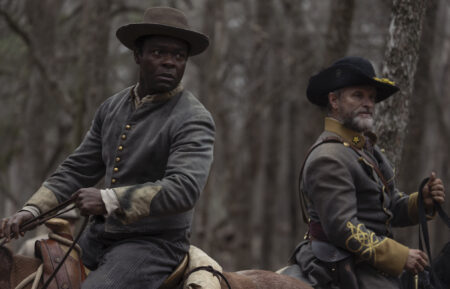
xmin=342 ymin=111 xmax=374 ymax=133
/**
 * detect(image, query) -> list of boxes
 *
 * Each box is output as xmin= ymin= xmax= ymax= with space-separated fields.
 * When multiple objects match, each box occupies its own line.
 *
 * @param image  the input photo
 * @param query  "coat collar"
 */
xmin=132 ymin=83 xmax=183 ymax=109
xmin=324 ymin=117 xmax=366 ymax=149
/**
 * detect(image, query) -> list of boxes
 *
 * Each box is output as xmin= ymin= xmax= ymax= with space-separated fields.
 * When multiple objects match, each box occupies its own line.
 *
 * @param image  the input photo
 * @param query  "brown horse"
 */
xmin=0 ymin=218 xmax=85 ymax=289
xmin=219 ymin=269 xmax=312 ymax=289
xmin=0 ymin=245 xmax=312 ymax=289
xmin=0 ymin=219 xmax=312 ymax=289
xmin=0 ymin=245 xmax=42 ymax=289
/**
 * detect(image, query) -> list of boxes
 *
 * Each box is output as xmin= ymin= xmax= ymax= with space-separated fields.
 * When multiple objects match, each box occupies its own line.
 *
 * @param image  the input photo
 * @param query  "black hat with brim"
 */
xmin=306 ymin=56 xmax=399 ymax=107
xmin=116 ymin=7 xmax=209 ymax=56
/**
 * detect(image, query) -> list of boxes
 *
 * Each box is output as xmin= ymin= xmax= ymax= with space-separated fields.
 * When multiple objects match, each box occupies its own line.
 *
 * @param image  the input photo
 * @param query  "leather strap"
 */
xmin=418 ymin=178 xmax=432 ymax=260
xmin=350 ymin=147 xmax=390 ymax=194
xmin=36 ymin=238 xmax=83 ymax=289
xmin=417 ymin=178 xmax=450 ymax=260
xmin=416 ymin=177 xmax=450 ymax=289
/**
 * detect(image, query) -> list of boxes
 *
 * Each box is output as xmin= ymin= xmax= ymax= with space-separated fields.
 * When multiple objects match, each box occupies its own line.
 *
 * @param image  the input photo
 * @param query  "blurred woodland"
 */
xmin=1 ymin=0 xmax=449 ymax=271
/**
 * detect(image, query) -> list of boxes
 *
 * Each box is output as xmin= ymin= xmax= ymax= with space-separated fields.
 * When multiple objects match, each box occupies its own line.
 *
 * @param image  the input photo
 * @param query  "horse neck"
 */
xmin=11 ymin=255 xmax=42 ymax=289
xmin=0 ymin=246 xmax=14 ymax=289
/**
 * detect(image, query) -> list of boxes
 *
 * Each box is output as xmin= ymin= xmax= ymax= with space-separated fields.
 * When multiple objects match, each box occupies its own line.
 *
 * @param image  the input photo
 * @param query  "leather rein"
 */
xmin=0 ymin=195 xmax=88 ymax=289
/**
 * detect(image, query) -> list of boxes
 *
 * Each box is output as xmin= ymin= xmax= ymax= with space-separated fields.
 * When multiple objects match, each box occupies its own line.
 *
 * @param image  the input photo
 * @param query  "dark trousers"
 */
xmin=79 ymin=220 xmax=189 ymax=289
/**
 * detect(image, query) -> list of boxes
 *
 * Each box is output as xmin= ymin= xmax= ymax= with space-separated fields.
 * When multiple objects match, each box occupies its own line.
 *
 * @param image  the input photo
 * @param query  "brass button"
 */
xmin=111 ymin=178 xmax=117 ymax=184
xmin=118 ymin=145 xmax=123 ymax=151
xmin=114 ymin=167 xmax=119 ymax=172
xmin=115 ymin=157 xmax=121 ymax=162
xmin=54 ymin=257 xmax=61 ymax=263
xmin=121 ymin=134 xmax=126 ymax=140
xmin=125 ymin=124 xmax=131 ymax=130
xmin=62 ymin=283 xmax=69 ymax=289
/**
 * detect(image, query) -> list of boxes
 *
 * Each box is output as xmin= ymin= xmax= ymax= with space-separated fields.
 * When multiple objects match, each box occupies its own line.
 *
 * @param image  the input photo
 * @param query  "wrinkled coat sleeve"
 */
xmin=389 ymin=189 xmax=419 ymax=226
xmin=304 ymin=143 xmax=409 ymax=276
xmin=374 ymin=147 xmax=420 ymax=226
xmin=112 ymin=112 xmax=215 ymax=224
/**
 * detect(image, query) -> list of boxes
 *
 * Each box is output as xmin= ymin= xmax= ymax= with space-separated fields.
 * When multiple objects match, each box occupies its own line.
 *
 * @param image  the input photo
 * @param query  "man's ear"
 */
xmin=133 ymin=50 xmax=140 ymax=65
xmin=328 ymin=92 xmax=339 ymax=110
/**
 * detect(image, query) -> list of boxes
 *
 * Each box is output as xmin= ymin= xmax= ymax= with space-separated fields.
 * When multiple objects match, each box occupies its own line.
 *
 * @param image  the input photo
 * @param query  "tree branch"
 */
xmin=0 ymin=178 xmax=20 ymax=208
xmin=110 ymin=4 xmax=143 ymax=18
xmin=0 ymin=6 xmax=74 ymax=116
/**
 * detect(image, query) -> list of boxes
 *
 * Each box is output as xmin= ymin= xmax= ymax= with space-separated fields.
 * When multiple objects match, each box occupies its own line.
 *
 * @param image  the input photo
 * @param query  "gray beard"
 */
xmin=343 ymin=115 xmax=374 ymax=133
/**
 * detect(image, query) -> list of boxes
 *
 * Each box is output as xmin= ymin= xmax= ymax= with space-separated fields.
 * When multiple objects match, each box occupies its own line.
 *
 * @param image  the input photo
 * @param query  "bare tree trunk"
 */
xmin=74 ymin=0 xmax=112 ymax=144
xmin=395 ymin=0 xmax=439 ymax=248
xmin=323 ymin=0 xmax=355 ymax=65
xmin=398 ymin=1 xmax=438 ymax=194
xmin=228 ymin=0 xmax=270 ymax=269
xmin=193 ymin=0 xmax=230 ymax=264
xmin=20 ymin=0 xmax=64 ymax=200
xmin=375 ymin=0 xmax=427 ymax=169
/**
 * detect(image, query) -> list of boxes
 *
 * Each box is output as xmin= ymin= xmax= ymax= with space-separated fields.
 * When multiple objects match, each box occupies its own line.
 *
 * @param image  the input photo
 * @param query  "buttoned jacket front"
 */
xmin=26 ymin=86 xmax=215 ymax=234
xmin=301 ymin=118 xmax=419 ymax=276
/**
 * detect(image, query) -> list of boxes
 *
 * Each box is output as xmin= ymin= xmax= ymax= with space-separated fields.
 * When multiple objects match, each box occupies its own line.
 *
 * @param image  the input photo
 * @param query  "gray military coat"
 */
xmin=296 ymin=118 xmax=420 ymax=289
xmin=25 ymin=85 xmax=215 ymax=235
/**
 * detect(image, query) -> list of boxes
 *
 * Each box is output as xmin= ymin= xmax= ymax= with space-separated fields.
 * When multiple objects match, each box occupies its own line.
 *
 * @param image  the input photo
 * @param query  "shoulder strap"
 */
xmin=349 ymin=147 xmax=391 ymax=194
xmin=298 ymin=137 xmax=343 ymax=223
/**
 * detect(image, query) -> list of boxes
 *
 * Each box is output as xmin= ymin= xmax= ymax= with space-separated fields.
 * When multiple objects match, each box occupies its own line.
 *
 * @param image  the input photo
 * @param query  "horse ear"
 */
xmin=0 ymin=246 xmax=13 ymax=286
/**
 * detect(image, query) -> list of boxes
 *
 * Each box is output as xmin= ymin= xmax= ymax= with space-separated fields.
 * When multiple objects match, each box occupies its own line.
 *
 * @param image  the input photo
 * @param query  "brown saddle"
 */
xmin=35 ymin=237 xmax=86 ymax=289
xmin=33 ymin=218 xmax=189 ymax=289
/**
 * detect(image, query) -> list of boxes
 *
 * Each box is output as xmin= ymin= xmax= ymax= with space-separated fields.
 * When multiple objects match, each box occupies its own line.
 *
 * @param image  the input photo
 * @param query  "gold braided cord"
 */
xmin=345 ymin=222 xmax=384 ymax=261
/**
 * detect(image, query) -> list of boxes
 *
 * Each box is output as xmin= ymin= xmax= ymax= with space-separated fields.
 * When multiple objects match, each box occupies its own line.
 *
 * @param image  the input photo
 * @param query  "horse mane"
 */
xmin=0 ymin=246 xmax=13 ymax=289
xmin=0 ymin=244 xmax=43 ymax=289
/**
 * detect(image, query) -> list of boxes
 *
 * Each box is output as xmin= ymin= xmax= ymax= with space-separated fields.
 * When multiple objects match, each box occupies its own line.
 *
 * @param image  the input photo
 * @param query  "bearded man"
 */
xmin=1 ymin=7 xmax=215 ymax=289
xmin=292 ymin=56 xmax=446 ymax=289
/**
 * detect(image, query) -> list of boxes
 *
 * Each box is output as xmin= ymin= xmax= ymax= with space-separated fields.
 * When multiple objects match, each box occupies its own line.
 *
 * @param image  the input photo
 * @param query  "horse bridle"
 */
xmin=0 ymin=195 xmax=88 ymax=289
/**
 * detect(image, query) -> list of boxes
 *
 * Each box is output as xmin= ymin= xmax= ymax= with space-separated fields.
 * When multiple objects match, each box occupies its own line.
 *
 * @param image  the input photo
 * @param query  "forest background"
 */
xmin=0 ymin=0 xmax=449 ymax=271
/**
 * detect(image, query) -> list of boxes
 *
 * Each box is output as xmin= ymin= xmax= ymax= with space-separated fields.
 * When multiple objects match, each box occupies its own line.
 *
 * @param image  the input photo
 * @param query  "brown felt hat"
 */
xmin=116 ymin=7 xmax=209 ymax=56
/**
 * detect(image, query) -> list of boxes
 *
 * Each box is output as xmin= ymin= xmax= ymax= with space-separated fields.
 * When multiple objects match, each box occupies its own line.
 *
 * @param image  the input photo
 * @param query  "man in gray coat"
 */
xmin=293 ymin=56 xmax=446 ymax=289
xmin=1 ymin=7 xmax=215 ymax=289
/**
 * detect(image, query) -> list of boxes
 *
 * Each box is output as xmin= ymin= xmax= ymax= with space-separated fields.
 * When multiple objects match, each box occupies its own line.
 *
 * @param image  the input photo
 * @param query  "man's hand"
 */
xmin=74 ymin=187 xmax=107 ymax=216
xmin=0 ymin=211 xmax=34 ymax=243
xmin=422 ymin=172 xmax=445 ymax=211
xmin=404 ymin=249 xmax=429 ymax=275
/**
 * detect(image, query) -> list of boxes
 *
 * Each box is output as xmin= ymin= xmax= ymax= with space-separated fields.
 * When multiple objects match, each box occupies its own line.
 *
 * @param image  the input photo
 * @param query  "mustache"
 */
xmin=355 ymin=109 xmax=373 ymax=115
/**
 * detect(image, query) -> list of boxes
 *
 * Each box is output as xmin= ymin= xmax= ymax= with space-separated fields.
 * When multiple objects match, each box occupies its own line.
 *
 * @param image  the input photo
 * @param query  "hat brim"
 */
xmin=116 ymin=23 xmax=209 ymax=56
xmin=307 ymin=64 xmax=399 ymax=107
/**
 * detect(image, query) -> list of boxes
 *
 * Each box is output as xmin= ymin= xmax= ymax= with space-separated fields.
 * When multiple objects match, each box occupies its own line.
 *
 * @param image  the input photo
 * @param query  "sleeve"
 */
xmin=24 ymin=103 xmax=107 ymax=212
xmin=389 ymin=190 xmax=419 ymax=225
xmin=304 ymin=145 xmax=409 ymax=276
xmin=374 ymin=148 xmax=421 ymax=226
xmin=112 ymin=112 xmax=215 ymax=224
